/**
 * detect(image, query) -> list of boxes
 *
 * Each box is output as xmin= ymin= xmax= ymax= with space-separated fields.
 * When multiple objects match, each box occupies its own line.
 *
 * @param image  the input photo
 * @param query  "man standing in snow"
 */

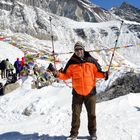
xmin=52 ymin=41 xmax=108 ymax=140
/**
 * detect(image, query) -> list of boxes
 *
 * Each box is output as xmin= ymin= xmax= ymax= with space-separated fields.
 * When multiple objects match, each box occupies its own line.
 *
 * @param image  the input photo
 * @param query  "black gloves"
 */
xmin=104 ymin=71 xmax=109 ymax=80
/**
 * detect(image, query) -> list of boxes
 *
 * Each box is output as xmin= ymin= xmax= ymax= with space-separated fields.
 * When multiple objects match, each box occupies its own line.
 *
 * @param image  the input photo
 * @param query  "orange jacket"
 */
xmin=57 ymin=52 xmax=105 ymax=96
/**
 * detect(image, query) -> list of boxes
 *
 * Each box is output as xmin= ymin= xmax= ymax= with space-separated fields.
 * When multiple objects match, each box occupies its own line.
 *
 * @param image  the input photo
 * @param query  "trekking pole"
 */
xmin=49 ymin=16 xmax=56 ymax=68
xmin=107 ymin=20 xmax=124 ymax=73
xmin=48 ymin=17 xmax=71 ymax=88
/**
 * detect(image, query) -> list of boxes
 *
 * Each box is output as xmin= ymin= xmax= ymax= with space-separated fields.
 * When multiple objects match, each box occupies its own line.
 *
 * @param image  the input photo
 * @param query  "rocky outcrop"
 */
xmin=74 ymin=28 xmax=87 ymax=39
xmin=4 ymin=82 xmax=20 ymax=94
xmin=127 ymin=24 xmax=140 ymax=39
xmin=96 ymin=72 xmax=140 ymax=103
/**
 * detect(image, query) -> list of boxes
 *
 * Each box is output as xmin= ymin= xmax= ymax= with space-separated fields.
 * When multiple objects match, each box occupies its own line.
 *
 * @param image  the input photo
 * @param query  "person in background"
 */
xmin=51 ymin=41 xmax=108 ymax=140
xmin=0 ymin=59 xmax=7 ymax=79
xmin=21 ymin=57 xmax=25 ymax=67
xmin=14 ymin=58 xmax=22 ymax=78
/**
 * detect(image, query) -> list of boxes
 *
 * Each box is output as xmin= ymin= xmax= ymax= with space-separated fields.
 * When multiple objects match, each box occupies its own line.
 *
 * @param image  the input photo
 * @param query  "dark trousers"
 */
xmin=70 ymin=93 xmax=96 ymax=136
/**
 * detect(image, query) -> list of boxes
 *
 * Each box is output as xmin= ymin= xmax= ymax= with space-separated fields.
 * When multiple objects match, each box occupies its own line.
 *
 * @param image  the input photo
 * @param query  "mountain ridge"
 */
xmin=110 ymin=2 xmax=140 ymax=23
xmin=0 ymin=0 xmax=114 ymax=22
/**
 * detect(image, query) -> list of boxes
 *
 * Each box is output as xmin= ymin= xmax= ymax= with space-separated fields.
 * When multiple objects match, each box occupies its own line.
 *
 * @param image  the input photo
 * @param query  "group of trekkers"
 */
xmin=0 ymin=56 xmax=55 ymax=91
xmin=0 ymin=57 xmax=26 ymax=82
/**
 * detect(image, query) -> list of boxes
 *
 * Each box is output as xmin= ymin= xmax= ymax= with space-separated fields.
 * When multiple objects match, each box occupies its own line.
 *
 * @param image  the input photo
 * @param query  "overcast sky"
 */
xmin=90 ymin=0 xmax=140 ymax=9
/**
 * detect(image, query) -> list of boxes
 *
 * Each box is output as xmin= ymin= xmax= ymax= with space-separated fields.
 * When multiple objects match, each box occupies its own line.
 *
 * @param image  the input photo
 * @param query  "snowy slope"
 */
xmin=0 ymin=30 xmax=140 ymax=140
xmin=0 ymin=41 xmax=24 ymax=64
xmin=0 ymin=79 xmax=140 ymax=140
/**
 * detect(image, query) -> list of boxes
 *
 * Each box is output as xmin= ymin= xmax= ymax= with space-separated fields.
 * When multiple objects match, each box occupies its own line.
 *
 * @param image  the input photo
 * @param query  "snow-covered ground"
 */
xmin=0 ymin=78 xmax=140 ymax=140
xmin=0 ymin=30 xmax=140 ymax=140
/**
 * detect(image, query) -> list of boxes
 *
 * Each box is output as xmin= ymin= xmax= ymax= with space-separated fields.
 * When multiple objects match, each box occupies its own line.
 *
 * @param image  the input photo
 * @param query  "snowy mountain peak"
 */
xmin=120 ymin=2 xmax=137 ymax=9
xmin=111 ymin=2 xmax=140 ymax=23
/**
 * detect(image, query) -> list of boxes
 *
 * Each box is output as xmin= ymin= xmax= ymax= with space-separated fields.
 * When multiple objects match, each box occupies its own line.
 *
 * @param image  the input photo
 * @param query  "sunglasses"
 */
xmin=75 ymin=48 xmax=83 ymax=51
